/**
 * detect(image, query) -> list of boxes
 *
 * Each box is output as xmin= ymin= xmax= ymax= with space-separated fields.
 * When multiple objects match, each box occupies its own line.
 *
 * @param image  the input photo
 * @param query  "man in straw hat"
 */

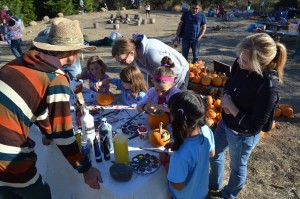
xmin=0 ymin=18 xmax=102 ymax=198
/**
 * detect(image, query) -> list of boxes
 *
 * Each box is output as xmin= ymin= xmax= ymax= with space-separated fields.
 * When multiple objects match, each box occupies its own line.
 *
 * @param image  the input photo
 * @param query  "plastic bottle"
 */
xmin=113 ymin=133 xmax=130 ymax=164
xmin=81 ymin=108 xmax=95 ymax=142
xmin=93 ymin=136 xmax=102 ymax=162
xmin=102 ymin=136 xmax=111 ymax=160
xmin=99 ymin=118 xmax=113 ymax=152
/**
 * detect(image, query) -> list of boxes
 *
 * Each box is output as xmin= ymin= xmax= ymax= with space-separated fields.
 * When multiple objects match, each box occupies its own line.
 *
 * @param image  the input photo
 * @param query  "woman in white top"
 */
xmin=145 ymin=2 xmax=150 ymax=18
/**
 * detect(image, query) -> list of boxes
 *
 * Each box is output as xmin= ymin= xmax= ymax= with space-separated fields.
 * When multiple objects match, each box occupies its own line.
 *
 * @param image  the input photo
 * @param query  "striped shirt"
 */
xmin=0 ymin=50 xmax=91 ymax=189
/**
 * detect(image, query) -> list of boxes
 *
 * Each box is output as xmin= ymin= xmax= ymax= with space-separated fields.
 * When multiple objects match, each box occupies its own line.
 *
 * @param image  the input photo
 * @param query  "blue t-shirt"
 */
xmin=112 ymin=78 xmax=146 ymax=106
xmin=182 ymin=10 xmax=207 ymax=40
xmin=167 ymin=125 xmax=215 ymax=199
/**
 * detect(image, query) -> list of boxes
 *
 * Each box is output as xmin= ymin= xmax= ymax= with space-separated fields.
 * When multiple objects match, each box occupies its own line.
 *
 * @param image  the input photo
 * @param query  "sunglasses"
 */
xmin=119 ymin=52 xmax=131 ymax=64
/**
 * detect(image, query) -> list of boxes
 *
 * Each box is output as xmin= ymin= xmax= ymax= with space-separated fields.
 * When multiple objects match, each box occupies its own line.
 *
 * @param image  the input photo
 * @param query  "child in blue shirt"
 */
xmin=160 ymin=90 xmax=215 ymax=199
xmin=95 ymin=65 xmax=147 ymax=106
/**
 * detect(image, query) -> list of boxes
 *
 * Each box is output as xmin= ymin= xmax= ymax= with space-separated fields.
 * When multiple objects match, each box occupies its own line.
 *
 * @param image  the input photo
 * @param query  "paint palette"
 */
xmin=122 ymin=122 xmax=145 ymax=135
xmin=129 ymin=153 xmax=160 ymax=175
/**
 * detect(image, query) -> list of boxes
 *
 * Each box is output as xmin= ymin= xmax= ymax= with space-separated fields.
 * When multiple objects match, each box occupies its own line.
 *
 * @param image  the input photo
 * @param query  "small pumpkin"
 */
xmin=201 ymin=75 xmax=212 ymax=86
xmin=148 ymin=112 xmax=169 ymax=129
xmin=212 ymin=75 xmax=223 ymax=87
xmin=274 ymin=108 xmax=282 ymax=118
xmin=213 ymin=99 xmax=221 ymax=108
xmin=281 ymin=107 xmax=293 ymax=118
xmin=149 ymin=122 xmax=170 ymax=147
xmin=207 ymin=95 xmax=213 ymax=106
xmin=206 ymin=109 xmax=217 ymax=119
xmin=96 ymin=92 xmax=114 ymax=106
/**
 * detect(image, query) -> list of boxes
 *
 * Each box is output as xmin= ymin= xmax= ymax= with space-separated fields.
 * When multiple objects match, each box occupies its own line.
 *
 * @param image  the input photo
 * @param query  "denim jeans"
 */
xmin=181 ymin=38 xmax=201 ymax=63
xmin=0 ymin=175 xmax=51 ymax=199
xmin=10 ymin=39 xmax=23 ymax=59
xmin=209 ymin=120 xmax=260 ymax=199
xmin=3 ymin=25 xmax=11 ymax=46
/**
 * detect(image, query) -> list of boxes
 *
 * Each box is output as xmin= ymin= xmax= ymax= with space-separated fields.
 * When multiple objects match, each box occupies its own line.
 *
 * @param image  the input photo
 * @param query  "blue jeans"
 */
xmin=3 ymin=25 xmax=11 ymax=46
xmin=181 ymin=38 xmax=201 ymax=63
xmin=10 ymin=39 xmax=23 ymax=59
xmin=209 ymin=120 xmax=260 ymax=199
xmin=0 ymin=175 xmax=51 ymax=199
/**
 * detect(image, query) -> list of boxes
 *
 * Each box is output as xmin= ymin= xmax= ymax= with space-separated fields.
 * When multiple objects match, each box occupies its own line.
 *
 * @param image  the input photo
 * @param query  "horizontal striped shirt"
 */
xmin=0 ymin=50 xmax=91 ymax=188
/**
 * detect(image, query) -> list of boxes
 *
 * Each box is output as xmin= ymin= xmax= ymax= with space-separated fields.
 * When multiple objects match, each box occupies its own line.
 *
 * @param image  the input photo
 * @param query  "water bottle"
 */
xmin=93 ymin=136 xmax=102 ymax=162
xmin=81 ymin=108 xmax=95 ymax=142
xmin=99 ymin=118 xmax=113 ymax=152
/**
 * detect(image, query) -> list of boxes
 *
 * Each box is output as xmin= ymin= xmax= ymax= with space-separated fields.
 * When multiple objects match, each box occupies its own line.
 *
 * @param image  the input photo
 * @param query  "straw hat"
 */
xmin=32 ymin=18 xmax=96 ymax=51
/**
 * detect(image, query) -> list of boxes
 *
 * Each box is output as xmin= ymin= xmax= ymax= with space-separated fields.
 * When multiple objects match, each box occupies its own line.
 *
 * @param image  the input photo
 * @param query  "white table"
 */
xmin=30 ymin=87 xmax=171 ymax=199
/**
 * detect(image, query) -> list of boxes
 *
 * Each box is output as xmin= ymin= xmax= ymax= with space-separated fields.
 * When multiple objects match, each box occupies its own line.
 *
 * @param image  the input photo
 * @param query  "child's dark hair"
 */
xmin=152 ymin=56 xmax=175 ymax=84
xmin=119 ymin=65 xmax=148 ymax=93
xmin=86 ymin=55 xmax=107 ymax=74
xmin=168 ymin=90 xmax=206 ymax=151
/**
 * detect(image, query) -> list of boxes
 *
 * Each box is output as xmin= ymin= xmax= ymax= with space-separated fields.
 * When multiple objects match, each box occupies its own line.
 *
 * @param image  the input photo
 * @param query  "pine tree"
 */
xmin=44 ymin=0 xmax=75 ymax=18
xmin=20 ymin=0 xmax=37 ymax=24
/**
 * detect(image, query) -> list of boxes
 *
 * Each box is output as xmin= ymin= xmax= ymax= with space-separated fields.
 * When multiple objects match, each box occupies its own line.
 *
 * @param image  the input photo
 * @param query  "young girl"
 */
xmin=137 ymin=56 xmax=181 ymax=114
xmin=160 ymin=90 xmax=215 ymax=199
xmin=76 ymin=55 xmax=110 ymax=92
xmin=145 ymin=2 xmax=150 ymax=18
xmin=95 ymin=65 xmax=148 ymax=106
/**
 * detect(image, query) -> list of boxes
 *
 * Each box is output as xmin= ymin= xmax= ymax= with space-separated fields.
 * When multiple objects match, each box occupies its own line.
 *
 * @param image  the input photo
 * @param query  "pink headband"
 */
xmin=153 ymin=75 xmax=174 ymax=82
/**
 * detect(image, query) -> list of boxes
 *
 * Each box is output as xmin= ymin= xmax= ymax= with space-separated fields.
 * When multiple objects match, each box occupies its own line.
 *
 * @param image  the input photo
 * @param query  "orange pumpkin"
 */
xmin=213 ymin=99 xmax=221 ymax=108
xmin=192 ymin=75 xmax=201 ymax=84
xmin=281 ymin=107 xmax=293 ymax=118
xmin=207 ymin=95 xmax=213 ymax=106
xmin=274 ymin=108 xmax=282 ymax=118
xmin=206 ymin=109 xmax=217 ymax=119
xmin=149 ymin=122 xmax=170 ymax=147
xmin=201 ymin=75 xmax=211 ymax=86
xmin=189 ymin=72 xmax=195 ymax=81
xmin=96 ymin=92 xmax=114 ymax=106
xmin=212 ymin=75 xmax=223 ymax=87
xmin=148 ymin=112 xmax=169 ymax=129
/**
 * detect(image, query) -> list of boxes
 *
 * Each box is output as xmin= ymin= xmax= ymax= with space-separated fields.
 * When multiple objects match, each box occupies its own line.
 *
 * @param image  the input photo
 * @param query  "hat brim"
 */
xmin=32 ymin=36 xmax=96 ymax=51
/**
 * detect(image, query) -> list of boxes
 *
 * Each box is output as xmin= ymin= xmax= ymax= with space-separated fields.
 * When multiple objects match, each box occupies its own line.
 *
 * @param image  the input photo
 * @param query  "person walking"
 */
xmin=0 ymin=5 xmax=10 ymax=46
xmin=5 ymin=10 xmax=22 ymax=59
xmin=174 ymin=1 xmax=207 ymax=63
xmin=0 ymin=17 xmax=102 ymax=199
xmin=208 ymin=33 xmax=287 ymax=199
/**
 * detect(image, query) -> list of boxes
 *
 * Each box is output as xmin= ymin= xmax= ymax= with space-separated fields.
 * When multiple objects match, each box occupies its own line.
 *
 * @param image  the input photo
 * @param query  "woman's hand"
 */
xmin=94 ymin=81 xmax=102 ymax=92
xmin=221 ymin=94 xmax=240 ymax=117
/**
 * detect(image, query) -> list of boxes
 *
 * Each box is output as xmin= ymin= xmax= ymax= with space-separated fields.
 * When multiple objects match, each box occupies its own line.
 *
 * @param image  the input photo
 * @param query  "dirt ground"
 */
xmin=0 ymin=9 xmax=299 ymax=199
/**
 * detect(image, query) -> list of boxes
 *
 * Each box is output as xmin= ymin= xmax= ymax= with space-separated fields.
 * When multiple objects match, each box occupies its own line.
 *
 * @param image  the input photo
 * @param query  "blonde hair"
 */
xmin=86 ymin=55 xmax=107 ymax=74
xmin=111 ymin=38 xmax=137 ymax=57
xmin=120 ymin=65 xmax=148 ymax=93
xmin=235 ymin=33 xmax=286 ymax=83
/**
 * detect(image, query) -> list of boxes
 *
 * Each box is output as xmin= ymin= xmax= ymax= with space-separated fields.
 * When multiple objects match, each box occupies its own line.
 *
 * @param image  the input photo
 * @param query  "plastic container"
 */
xmin=113 ymin=133 xmax=130 ymax=164
xmin=99 ymin=118 xmax=113 ymax=152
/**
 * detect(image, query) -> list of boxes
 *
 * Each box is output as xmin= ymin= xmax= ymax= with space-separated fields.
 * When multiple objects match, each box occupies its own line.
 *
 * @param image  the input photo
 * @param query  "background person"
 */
xmin=5 ymin=10 xmax=23 ymax=59
xmin=174 ymin=1 xmax=207 ymax=63
xmin=0 ymin=5 xmax=10 ymax=45
xmin=145 ymin=1 xmax=150 ymax=18
xmin=209 ymin=33 xmax=287 ymax=199
xmin=112 ymin=34 xmax=189 ymax=90
xmin=0 ymin=17 xmax=102 ymax=199
xmin=159 ymin=90 xmax=215 ymax=199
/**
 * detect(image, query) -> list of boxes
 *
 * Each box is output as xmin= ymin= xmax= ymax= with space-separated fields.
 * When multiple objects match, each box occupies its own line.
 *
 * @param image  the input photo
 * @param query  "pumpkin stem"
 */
xmin=159 ymin=122 xmax=163 ymax=134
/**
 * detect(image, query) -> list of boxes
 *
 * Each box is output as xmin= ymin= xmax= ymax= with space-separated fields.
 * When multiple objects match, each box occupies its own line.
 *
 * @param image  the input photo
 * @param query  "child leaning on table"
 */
xmin=76 ymin=55 xmax=110 ymax=92
xmin=159 ymin=90 xmax=215 ymax=199
xmin=94 ymin=65 xmax=148 ymax=106
xmin=137 ymin=56 xmax=181 ymax=114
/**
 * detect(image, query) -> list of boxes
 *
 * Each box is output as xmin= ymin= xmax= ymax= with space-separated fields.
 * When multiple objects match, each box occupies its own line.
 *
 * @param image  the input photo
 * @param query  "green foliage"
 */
xmin=44 ymin=0 xmax=76 ymax=17
xmin=20 ymin=0 xmax=37 ymax=24
xmin=274 ymin=0 xmax=299 ymax=10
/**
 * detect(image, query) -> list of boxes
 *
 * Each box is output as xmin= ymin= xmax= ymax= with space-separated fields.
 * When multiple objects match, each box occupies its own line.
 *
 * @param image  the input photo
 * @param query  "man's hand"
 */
xmin=42 ymin=135 xmax=53 ymax=145
xmin=83 ymin=167 xmax=103 ymax=189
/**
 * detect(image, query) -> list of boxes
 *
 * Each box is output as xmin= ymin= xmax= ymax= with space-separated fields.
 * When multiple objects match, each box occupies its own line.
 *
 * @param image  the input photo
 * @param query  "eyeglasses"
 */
xmin=119 ymin=52 xmax=130 ymax=64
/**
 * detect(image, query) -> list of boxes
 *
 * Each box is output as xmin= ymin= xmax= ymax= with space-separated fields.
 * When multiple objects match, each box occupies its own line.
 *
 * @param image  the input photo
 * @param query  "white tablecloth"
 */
xmin=30 ymin=87 xmax=171 ymax=199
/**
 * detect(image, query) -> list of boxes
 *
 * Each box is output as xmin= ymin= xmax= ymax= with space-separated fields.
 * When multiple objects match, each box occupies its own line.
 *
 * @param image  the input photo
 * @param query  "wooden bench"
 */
xmin=213 ymin=60 xmax=231 ymax=76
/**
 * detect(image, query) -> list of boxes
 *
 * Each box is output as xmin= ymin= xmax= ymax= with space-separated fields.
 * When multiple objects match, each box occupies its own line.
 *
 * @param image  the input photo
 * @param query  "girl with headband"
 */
xmin=137 ymin=56 xmax=181 ymax=114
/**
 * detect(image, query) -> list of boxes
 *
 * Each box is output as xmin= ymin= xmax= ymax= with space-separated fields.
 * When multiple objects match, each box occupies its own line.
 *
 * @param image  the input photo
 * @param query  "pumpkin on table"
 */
xmin=149 ymin=122 xmax=170 ymax=147
xmin=96 ymin=92 xmax=115 ymax=106
xmin=148 ymin=111 xmax=169 ymax=129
